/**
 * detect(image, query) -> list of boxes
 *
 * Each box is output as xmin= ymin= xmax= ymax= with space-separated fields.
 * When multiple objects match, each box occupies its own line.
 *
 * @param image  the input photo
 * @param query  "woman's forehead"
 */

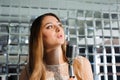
xmin=42 ymin=16 xmax=59 ymax=25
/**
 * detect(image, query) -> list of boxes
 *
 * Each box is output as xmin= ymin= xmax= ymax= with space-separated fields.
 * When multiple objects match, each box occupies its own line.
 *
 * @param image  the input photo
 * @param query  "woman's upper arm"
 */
xmin=78 ymin=56 xmax=93 ymax=80
xmin=83 ymin=57 xmax=93 ymax=80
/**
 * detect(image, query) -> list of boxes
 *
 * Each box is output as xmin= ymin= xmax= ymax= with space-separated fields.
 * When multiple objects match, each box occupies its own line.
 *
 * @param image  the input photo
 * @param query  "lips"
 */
xmin=57 ymin=34 xmax=63 ymax=39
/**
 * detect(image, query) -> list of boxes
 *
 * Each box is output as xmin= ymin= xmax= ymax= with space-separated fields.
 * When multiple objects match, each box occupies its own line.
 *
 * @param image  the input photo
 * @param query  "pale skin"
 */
xmin=42 ymin=16 xmax=74 ymax=80
xmin=42 ymin=16 xmax=65 ymax=65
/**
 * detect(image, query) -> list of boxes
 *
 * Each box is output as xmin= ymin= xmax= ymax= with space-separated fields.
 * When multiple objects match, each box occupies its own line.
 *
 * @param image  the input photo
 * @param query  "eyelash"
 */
xmin=46 ymin=23 xmax=63 ymax=29
xmin=46 ymin=25 xmax=53 ymax=29
xmin=58 ymin=23 xmax=62 ymax=27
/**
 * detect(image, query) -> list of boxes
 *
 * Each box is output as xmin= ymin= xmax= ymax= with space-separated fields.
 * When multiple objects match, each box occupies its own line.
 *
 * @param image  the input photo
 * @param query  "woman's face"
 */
xmin=41 ymin=16 xmax=65 ymax=49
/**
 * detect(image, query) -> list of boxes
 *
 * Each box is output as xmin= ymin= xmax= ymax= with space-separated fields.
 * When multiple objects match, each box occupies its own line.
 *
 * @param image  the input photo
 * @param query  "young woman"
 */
xmin=19 ymin=13 xmax=93 ymax=80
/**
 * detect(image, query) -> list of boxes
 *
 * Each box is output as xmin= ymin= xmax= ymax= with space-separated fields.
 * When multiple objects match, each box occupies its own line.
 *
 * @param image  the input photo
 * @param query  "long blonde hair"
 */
xmin=29 ymin=13 xmax=82 ymax=80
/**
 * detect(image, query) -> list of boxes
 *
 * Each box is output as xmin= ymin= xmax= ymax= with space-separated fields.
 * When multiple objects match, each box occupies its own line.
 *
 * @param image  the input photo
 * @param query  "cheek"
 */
xmin=42 ymin=34 xmax=49 ymax=46
xmin=42 ymin=33 xmax=49 ymax=41
xmin=42 ymin=32 xmax=54 ymax=48
xmin=42 ymin=31 xmax=53 ymax=43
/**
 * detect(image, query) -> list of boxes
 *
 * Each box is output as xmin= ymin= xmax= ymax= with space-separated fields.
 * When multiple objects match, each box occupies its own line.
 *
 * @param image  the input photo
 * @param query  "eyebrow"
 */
xmin=43 ymin=21 xmax=61 ymax=27
xmin=44 ymin=22 xmax=52 ymax=27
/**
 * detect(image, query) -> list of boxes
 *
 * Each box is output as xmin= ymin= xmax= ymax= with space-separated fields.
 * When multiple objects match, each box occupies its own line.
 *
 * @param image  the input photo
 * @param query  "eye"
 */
xmin=46 ymin=24 xmax=53 ymax=29
xmin=58 ymin=23 xmax=63 ymax=27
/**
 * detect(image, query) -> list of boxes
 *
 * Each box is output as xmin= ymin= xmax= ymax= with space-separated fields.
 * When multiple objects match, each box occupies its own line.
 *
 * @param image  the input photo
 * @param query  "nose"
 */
xmin=56 ymin=27 xmax=60 ymax=32
xmin=54 ymin=24 xmax=60 ymax=32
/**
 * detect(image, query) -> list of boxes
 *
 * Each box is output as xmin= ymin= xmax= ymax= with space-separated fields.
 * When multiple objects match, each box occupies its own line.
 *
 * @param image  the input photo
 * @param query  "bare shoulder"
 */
xmin=75 ymin=56 xmax=92 ymax=69
xmin=75 ymin=56 xmax=93 ymax=80
xmin=75 ymin=56 xmax=91 ymax=65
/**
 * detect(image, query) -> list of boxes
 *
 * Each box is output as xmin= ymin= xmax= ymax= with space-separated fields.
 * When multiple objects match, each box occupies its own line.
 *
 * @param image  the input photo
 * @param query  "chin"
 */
xmin=58 ymin=41 xmax=65 ymax=45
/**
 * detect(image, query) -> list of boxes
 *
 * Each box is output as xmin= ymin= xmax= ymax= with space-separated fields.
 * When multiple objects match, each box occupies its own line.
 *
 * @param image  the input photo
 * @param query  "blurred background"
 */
xmin=0 ymin=0 xmax=120 ymax=80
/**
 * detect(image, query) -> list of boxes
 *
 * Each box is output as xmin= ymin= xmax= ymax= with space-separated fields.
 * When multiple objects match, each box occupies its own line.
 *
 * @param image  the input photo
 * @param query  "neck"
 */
xmin=44 ymin=46 xmax=65 ymax=65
